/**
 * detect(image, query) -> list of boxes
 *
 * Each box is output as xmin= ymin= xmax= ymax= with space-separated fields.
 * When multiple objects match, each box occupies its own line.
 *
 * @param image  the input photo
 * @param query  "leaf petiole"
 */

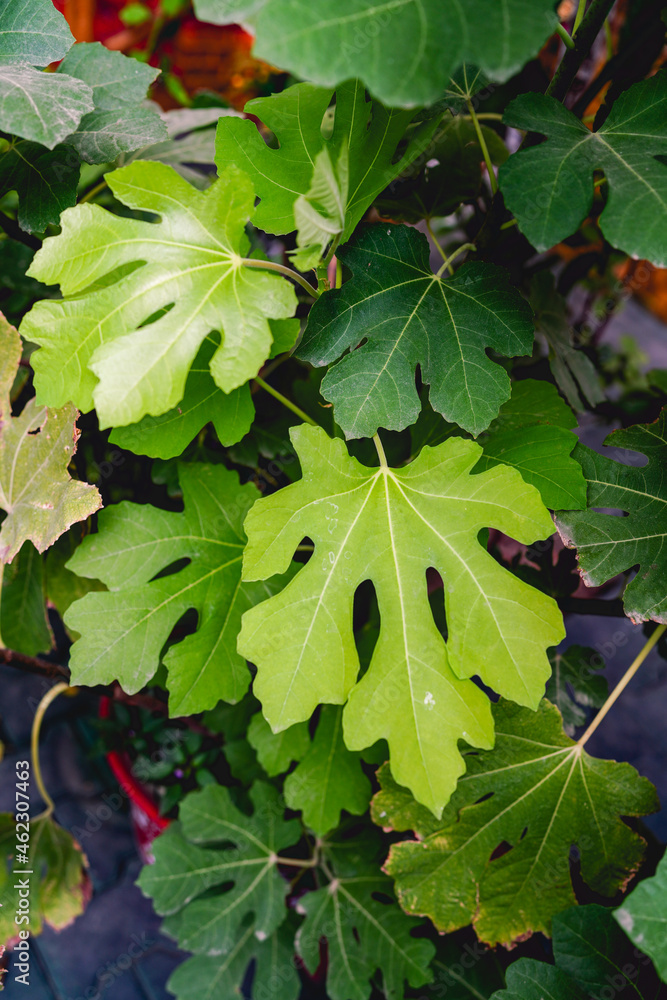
xmin=254 ymin=375 xmax=318 ymax=427
xmin=466 ymin=99 xmax=498 ymax=195
xmin=436 ymin=242 xmax=477 ymax=277
xmin=373 ymin=433 xmax=388 ymax=468
xmin=31 ymin=681 xmax=74 ymax=821
xmin=242 ymin=257 xmax=320 ymax=299
xmin=577 ymin=623 xmax=667 ymax=748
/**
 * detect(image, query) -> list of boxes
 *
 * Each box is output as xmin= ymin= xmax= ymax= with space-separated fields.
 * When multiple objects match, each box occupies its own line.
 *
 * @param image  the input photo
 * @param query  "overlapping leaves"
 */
xmin=64 ymin=463 xmax=289 ymax=716
xmin=0 ymin=314 xmax=101 ymax=564
xmin=215 ymin=79 xmax=439 ymax=262
xmin=499 ymin=73 xmax=667 ymax=266
xmin=374 ymin=700 xmax=658 ymax=945
xmin=198 ymin=0 xmax=558 ymax=108
xmin=298 ymin=225 xmax=534 ymax=438
xmin=239 ymin=424 xmax=563 ymax=816
xmin=556 ymin=408 xmax=667 ymax=623
xmin=615 ymin=848 xmax=667 ymax=981
xmin=21 ymin=161 xmax=297 ymax=428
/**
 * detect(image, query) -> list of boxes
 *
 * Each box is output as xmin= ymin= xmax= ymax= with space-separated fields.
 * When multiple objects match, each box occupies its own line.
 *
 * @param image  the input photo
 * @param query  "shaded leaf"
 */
xmin=616 ymin=851 xmax=667 ymax=982
xmin=556 ymin=409 xmax=667 ymax=623
xmin=44 ymin=528 xmax=105 ymax=640
xmin=475 ymin=379 xmax=587 ymax=510
xmin=57 ymin=42 xmax=159 ymax=110
xmin=138 ymin=782 xmax=301 ymax=953
xmin=284 ymin=705 xmax=371 ymax=834
xmin=239 ymin=424 xmax=562 ymax=816
xmin=546 ymin=645 xmax=608 ymax=734
xmin=1 ymin=541 xmax=51 ymax=655
xmin=375 ymin=700 xmax=657 ymax=945
xmin=0 ymin=314 xmax=101 ymax=564
xmin=22 ymin=161 xmax=297 ymax=428
xmin=0 ymin=138 xmax=79 ymax=234
xmin=247 ymin=712 xmax=310 ymax=777
xmin=299 ymin=224 xmax=534 ymax=439
xmin=500 ymin=75 xmax=667 ymax=265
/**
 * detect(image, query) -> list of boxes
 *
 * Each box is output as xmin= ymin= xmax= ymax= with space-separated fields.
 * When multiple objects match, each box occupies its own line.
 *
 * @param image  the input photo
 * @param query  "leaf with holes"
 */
xmin=238 ymin=424 xmax=563 ymax=816
xmin=64 ymin=463 xmax=292 ymax=715
xmin=138 ymin=782 xmax=301 ymax=954
xmin=373 ymin=700 xmax=657 ymax=946
xmin=556 ymin=408 xmax=667 ymax=623
xmin=0 ymin=314 xmax=101 ymax=564
xmin=21 ymin=160 xmax=297 ymax=429
xmin=214 ymin=79 xmax=439 ymax=252
xmin=499 ymin=74 xmax=667 ymax=266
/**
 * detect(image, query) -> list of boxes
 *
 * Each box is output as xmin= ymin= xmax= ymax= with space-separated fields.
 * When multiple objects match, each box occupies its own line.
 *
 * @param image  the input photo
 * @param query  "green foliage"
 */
xmin=374 ymin=700 xmax=657 ymax=945
xmin=556 ymin=409 xmax=667 ymax=623
xmin=500 ymin=74 xmax=667 ymax=265
xmin=0 ymin=541 xmax=51 ymax=654
xmin=299 ymin=225 xmax=534 ymax=438
xmin=0 ymin=0 xmax=74 ymax=64
xmin=22 ymin=161 xmax=297 ymax=427
xmin=65 ymin=463 xmax=289 ymax=714
xmin=615 ymin=852 xmax=667 ymax=982
xmin=0 ymin=315 xmax=101 ymax=563
xmin=546 ymin=645 xmax=608 ymax=734
xmin=239 ymin=424 xmax=562 ymax=815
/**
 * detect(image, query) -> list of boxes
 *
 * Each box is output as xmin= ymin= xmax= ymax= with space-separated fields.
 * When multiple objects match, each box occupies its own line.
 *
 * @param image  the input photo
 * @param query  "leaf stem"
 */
xmin=373 ymin=433 xmax=388 ymax=468
xmin=555 ymin=22 xmax=575 ymax=49
xmin=577 ymin=623 xmax=667 ymax=748
xmin=436 ymin=242 xmax=476 ymax=278
xmin=572 ymin=0 xmax=588 ymax=35
xmin=241 ymin=258 xmax=320 ymax=298
xmin=463 ymin=112 xmax=504 ymax=121
xmin=466 ymin=99 xmax=498 ymax=195
xmin=254 ymin=375 xmax=317 ymax=426
xmin=425 ymin=219 xmax=449 ymax=265
xmin=546 ymin=0 xmax=615 ymax=102
xmin=31 ymin=682 xmax=73 ymax=820
xmin=79 ymin=178 xmax=109 ymax=204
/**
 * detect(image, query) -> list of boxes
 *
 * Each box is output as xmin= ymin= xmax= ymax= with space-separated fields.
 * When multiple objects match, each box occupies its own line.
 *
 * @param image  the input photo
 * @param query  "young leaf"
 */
xmin=499 ymin=74 xmax=667 ymax=266
xmin=615 ymin=851 xmax=667 ymax=982
xmin=138 ymin=782 xmax=301 ymax=954
xmin=530 ymin=272 xmax=604 ymax=412
xmin=214 ymin=80 xmax=438 ymax=248
xmin=0 ymin=139 xmax=79 ymax=234
xmin=247 ymin=712 xmax=310 ymax=777
xmin=374 ymin=700 xmax=658 ymax=946
xmin=1 ymin=541 xmax=51 ymax=655
xmin=239 ymin=425 xmax=563 ymax=816
xmin=284 ymin=705 xmax=371 ymax=834
xmin=296 ymin=834 xmax=435 ymax=1000
xmin=0 ymin=0 xmax=74 ymax=64
xmin=64 ymin=463 xmax=289 ymax=715
xmin=22 ymin=161 xmax=297 ymax=428
xmin=0 ymin=65 xmax=94 ymax=149
xmin=298 ymin=225 xmax=534 ymax=438
xmin=251 ymin=0 xmax=558 ymax=108
xmin=167 ymin=919 xmax=301 ymax=1000
xmin=556 ymin=409 xmax=667 ymax=623
xmin=0 ymin=815 xmax=90 ymax=945
xmin=0 ymin=314 xmax=101 ymax=563
xmin=475 ymin=379 xmax=587 ymax=510
xmin=546 ymin=645 xmax=608 ymax=734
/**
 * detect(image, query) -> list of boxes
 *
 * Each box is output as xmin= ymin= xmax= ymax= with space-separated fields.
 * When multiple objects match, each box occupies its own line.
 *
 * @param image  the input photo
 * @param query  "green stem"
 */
xmin=436 ymin=242 xmax=476 ymax=278
xmin=577 ymin=624 xmax=667 ymax=748
xmin=465 ymin=112 xmax=504 ymax=121
xmin=555 ymin=22 xmax=575 ymax=49
xmin=373 ymin=433 xmax=388 ymax=468
xmin=546 ymin=0 xmax=615 ymax=102
xmin=466 ymin=99 xmax=498 ymax=195
xmin=335 ymin=258 xmax=342 ymax=289
xmin=79 ymin=178 xmax=109 ymax=204
xmin=572 ymin=0 xmax=587 ymax=35
xmin=241 ymin=258 xmax=320 ymax=298
xmin=425 ymin=218 xmax=449 ymax=265
xmin=500 ymin=217 xmax=518 ymax=230
xmin=254 ymin=376 xmax=317 ymax=426
xmin=31 ymin=682 xmax=72 ymax=820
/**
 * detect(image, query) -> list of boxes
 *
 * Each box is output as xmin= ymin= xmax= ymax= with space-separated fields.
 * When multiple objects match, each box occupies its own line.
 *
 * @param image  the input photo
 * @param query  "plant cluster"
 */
xmin=1 ymin=0 xmax=667 ymax=996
